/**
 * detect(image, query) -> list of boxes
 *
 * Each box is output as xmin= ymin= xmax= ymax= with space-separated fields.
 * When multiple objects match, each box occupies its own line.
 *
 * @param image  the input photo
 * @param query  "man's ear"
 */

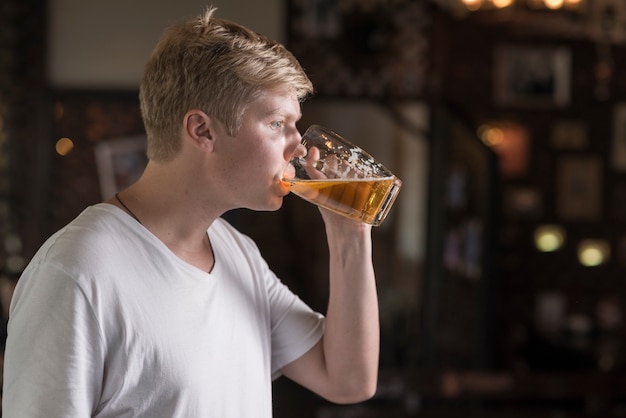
xmin=183 ymin=109 xmax=215 ymax=152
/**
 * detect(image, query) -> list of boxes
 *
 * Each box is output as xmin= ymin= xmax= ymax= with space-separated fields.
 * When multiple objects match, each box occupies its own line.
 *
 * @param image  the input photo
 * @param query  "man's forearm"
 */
xmin=322 ymin=221 xmax=380 ymax=403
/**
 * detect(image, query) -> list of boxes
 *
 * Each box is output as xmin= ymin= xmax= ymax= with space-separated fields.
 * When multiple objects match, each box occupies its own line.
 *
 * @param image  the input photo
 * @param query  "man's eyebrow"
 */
xmin=264 ymin=107 xmax=302 ymax=120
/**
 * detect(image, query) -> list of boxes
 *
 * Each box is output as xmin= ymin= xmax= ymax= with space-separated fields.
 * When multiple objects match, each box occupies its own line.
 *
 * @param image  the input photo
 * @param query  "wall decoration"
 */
xmin=595 ymin=295 xmax=622 ymax=332
xmin=442 ymin=219 xmax=482 ymax=281
xmin=550 ymin=119 xmax=589 ymax=150
xmin=287 ymin=0 xmax=431 ymax=98
xmin=534 ymin=291 xmax=567 ymax=336
xmin=616 ymin=235 xmax=626 ymax=267
xmin=504 ymin=186 xmax=543 ymax=219
xmin=494 ymin=45 xmax=571 ymax=108
xmin=611 ymin=103 xmax=626 ymax=171
xmin=611 ymin=184 xmax=626 ymax=222
xmin=588 ymin=0 xmax=626 ymax=44
xmin=479 ymin=122 xmax=530 ymax=177
xmin=556 ymin=156 xmax=603 ymax=221
xmin=94 ymin=135 xmax=148 ymax=199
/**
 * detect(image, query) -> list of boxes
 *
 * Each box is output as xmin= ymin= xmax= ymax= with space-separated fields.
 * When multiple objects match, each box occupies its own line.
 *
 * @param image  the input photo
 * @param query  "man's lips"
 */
xmin=278 ymin=180 xmax=291 ymax=195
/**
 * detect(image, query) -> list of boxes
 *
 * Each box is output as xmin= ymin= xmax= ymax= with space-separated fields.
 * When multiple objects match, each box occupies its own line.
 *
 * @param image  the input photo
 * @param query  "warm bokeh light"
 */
xmin=55 ymin=137 xmax=74 ymax=156
xmin=534 ymin=225 xmax=565 ymax=252
xmin=493 ymin=0 xmax=514 ymax=8
xmin=543 ymin=0 xmax=564 ymax=9
xmin=577 ymin=240 xmax=610 ymax=267
xmin=478 ymin=122 xmax=529 ymax=177
xmin=461 ymin=0 xmax=483 ymax=11
xmin=478 ymin=124 xmax=504 ymax=146
xmin=461 ymin=0 xmax=582 ymax=11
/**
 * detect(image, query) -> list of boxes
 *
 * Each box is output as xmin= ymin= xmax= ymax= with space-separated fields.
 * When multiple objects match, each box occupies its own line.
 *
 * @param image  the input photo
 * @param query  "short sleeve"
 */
xmin=3 ymin=261 xmax=105 ymax=417
xmin=267 ymin=276 xmax=325 ymax=379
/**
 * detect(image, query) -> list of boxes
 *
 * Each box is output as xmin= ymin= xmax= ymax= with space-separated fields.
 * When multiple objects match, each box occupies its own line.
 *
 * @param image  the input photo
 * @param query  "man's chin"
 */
xmin=248 ymin=197 xmax=284 ymax=213
xmin=269 ymin=196 xmax=285 ymax=211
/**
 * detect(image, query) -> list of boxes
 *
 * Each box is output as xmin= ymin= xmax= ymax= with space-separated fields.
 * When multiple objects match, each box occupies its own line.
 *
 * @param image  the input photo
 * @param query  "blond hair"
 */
xmin=139 ymin=6 xmax=314 ymax=162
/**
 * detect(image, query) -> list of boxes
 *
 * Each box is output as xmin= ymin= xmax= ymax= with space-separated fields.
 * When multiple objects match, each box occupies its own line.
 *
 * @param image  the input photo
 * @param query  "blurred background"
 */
xmin=2 ymin=0 xmax=626 ymax=416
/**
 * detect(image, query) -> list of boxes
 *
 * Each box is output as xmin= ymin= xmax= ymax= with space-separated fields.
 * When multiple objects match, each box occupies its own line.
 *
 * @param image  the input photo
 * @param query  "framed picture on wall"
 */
xmin=94 ymin=135 xmax=148 ymax=199
xmin=556 ymin=155 xmax=603 ymax=221
xmin=494 ymin=45 xmax=571 ymax=108
xmin=611 ymin=103 xmax=626 ymax=171
xmin=551 ymin=119 xmax=589 ymax=150
xmin=504 ymin=186 xmax=543 ymax=219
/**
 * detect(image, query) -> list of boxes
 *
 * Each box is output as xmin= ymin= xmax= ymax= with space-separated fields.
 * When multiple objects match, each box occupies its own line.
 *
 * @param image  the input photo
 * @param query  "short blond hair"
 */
xmin=139 ymin=6 xmax=314 ymax=162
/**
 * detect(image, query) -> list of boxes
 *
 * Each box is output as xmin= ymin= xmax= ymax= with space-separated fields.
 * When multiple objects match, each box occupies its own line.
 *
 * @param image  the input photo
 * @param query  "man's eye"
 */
xmin=270 ymin=121 xmax=284 ymax=129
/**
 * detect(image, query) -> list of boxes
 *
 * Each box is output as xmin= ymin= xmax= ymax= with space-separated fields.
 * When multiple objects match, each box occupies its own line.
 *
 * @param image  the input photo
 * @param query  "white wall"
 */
xmin=47 ymin=0 xmax=283 ymax=89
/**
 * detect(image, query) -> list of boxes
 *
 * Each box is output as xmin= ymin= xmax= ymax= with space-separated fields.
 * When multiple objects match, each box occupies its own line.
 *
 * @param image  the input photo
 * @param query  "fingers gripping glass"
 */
xmin=282 ymin=125 xmax=402 ymax=226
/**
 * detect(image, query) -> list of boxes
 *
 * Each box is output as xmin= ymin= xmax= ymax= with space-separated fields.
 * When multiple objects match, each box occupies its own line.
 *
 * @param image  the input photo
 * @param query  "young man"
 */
xmin=3 ymin=6 xmax=379 ymax=417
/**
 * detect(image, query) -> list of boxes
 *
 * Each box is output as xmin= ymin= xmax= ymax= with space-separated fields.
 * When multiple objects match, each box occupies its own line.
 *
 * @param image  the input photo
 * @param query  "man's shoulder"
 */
xmin=27 ymin=205 xmax=135 ymax=275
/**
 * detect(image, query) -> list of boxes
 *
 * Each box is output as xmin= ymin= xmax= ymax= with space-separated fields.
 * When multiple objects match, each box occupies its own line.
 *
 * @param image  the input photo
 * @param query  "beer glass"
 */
xmin=282 ymin=125 xmax=402 ymax=226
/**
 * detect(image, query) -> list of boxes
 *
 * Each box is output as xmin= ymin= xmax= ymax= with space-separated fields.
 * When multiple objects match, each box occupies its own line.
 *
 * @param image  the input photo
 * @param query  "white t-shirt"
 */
xmin=3 ymin=204 xmax=325 ymax=418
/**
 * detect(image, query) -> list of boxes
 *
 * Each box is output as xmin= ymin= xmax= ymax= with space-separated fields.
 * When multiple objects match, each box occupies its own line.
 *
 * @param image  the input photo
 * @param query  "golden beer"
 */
xmin=283 ymin=176 xmax=401 ymax=226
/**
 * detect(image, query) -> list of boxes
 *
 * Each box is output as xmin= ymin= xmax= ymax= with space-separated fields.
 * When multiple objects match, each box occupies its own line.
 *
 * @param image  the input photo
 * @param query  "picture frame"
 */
xmin=611 ymin=103 xmax=626 ymax=171
xmin=494 ymin=45 xmax=571 ymax=108
xmin=482 ymin=122 xmax=530 ymax=177
xmin=504 ymin=186 xmax=543 ymax=219
xmin=550 ymin=119 xmax=589 ymax=150
xmin=611 ymin=184 xmax=626 ymax=222
xmin=556 ymin=155 xmax=602 ymax=221
xmin=94 ymin=135 xmax=148 ymax=199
